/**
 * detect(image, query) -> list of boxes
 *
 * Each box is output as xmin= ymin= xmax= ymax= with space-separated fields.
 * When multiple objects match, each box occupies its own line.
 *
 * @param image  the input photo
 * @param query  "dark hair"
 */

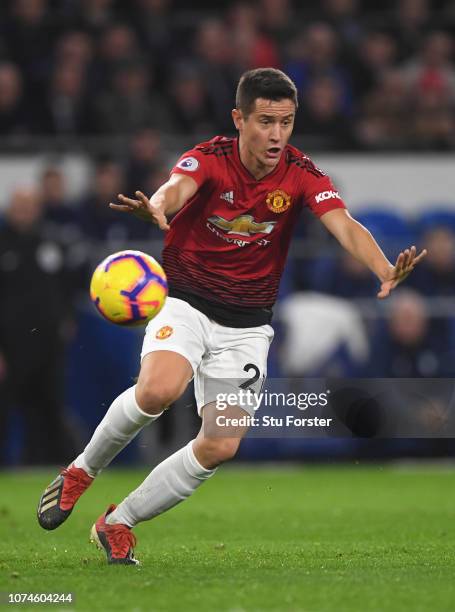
xmin=235 ymin=68 xmax=298 ymax=117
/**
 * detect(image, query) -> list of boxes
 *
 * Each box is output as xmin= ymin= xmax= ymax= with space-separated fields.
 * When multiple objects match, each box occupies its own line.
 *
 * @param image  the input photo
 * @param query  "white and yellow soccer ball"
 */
xmin=90 ymin=250 xmax=168 ymax=326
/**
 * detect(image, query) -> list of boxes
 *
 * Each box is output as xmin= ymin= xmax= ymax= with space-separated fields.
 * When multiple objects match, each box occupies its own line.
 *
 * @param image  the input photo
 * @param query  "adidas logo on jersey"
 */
xmin=220 ymin=190 xmax=234 ymax=205
xmin=315 ymin=190 xmax=340 ymax=204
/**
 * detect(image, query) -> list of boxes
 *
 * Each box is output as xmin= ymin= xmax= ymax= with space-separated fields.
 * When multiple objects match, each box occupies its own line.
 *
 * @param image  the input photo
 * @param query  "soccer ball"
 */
xmin=90 ymin=250 xmax=168 ymax=326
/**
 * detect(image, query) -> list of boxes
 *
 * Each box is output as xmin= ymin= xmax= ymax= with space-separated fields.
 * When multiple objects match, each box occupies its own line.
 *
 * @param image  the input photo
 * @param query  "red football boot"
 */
xmin=90 ymin=504 xmax=139 ymax=565
xmin=37 ymin=464 xmax=94 ymax=530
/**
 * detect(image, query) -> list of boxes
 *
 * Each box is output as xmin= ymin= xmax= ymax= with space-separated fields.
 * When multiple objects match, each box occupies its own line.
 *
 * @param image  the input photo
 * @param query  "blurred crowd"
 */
xmin=0 ymin=159 xmax=454 ymax=386
xmin=0 ymin=0 xmax=455 ymax=150
xmin=1 ymin=0 xmax=455 ymax=464
xmin=1 ymin=161 xmax=455 ymax=464
xmin=277 ymin=204 xmax=455 ymax=379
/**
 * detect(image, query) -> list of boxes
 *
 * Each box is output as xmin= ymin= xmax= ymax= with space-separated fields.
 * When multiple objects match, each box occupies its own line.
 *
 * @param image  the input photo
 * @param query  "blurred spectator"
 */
xmin=319 ymin=0 xmax=363 ymax=47
xmin=411 ymin=90 xmax=455 ymax=149
xmin=295 ymin=75 xmax=356 ymax=149
xmin=95 ymin=23 xmax=143 ymax=91
xmin=125 ymin=129 xmax=161 ymax=194
xmin=0 ymin=0 xmax=451 ymax=150
xmin=194 ymin=18 xmax=238 ymax=132
xmin=3 ymin=0 xmax=53 ymax=97
xmin=37 ymin=61 xmax=92 ymax=135
xmin=285 ymin=23 xmax=353 ymax=117
xmin=0 ymin=188 xmax=78 ymax=465
xmin=0 ymin=62 xmax=29 ymax=136
xmin=308 ymin=251 xmax=378 ymax=298
xmin=279 ymin=292 xmax=369 ymax=376
xmin=167 ymin=64 xmax=216 ymax=135
xmin=78 ymin=159 xmax=135 ymax=242
xmin=130 ymin=0 xmax=176 ymax=85
xmin=41 ymin=166 xmax=74 ymax=221
xmin=392 ymin=0 xmax=432 ymax=60
xmin=40 ymin=167 xmax=89 ymax=295
xmin=259 ymin=0 xmax=296 ymax=47
xmin=98 ymin=23 xmax=142 ymax=68
xmin=228 ymin=2 xmax=280 ymax=71
xmin=71 ymin=0 xmax=118 ymax=35
xmin=40 ymin=166 xmax=81 ymax=239
xmin=402 ymin=31 xmax=455 ymax=102
xmin=94 ymin=61 xmax=172 ymax=134
xmin=55 ymin=30 xmax=94 ymax=68
xmin=351 ymin=30 xmax=399 ymax=97
xmin=367 ymin=289 xmax=449 ymax=377
xmin=357 ymin=69 xmax=410 ymax=149
xmin=408 ymin=227 xmax=455 ymax=295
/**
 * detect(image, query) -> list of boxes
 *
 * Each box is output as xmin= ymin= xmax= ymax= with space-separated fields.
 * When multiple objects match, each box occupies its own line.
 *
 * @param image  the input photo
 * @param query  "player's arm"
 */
xmin=109 ymin=173 xmax=198 ymax=231
xmin=320 ymin=208 xmax=427 ymax=299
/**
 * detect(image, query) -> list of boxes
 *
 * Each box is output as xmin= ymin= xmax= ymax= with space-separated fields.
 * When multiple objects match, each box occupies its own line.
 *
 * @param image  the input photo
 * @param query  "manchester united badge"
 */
xmin=266 ymin=189 xmax=291 ymax=213
xmin=156 ymin=325 xmax=173 ymax=340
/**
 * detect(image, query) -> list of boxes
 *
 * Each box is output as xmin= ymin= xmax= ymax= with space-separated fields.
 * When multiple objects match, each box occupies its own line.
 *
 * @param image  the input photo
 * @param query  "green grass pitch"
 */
xmin=1 ymin=465 xmax=455 ymax=611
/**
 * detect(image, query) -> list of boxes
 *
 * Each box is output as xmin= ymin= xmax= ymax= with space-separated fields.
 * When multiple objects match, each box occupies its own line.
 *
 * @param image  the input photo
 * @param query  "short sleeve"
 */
xmin=170 ymin=149 xmax=213 ymax=188
xmin=301 ymin=168 xmax=347 ymax=218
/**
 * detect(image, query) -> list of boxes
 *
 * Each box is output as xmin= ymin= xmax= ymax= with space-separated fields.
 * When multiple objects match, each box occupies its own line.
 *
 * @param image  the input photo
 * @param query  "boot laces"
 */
xmin=106 ymin=523 xmax=137 ymax=558
xmin=60 ymin=467 xmax=92 ymax=507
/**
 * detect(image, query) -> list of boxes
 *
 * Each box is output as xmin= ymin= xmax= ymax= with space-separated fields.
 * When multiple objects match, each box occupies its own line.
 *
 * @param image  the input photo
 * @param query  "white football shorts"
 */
xmin=141 ymin=297 xmax=274 ymax=416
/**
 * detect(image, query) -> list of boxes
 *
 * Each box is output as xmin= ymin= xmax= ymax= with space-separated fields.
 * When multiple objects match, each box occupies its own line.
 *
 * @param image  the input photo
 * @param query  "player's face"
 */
xmin=233 ymin=98 xmax=296 ymax=176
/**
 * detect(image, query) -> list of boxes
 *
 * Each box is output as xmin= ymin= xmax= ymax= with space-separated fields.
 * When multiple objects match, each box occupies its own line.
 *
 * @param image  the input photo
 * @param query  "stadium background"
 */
xmin=0 ymin=0 xmax=455 ymax=466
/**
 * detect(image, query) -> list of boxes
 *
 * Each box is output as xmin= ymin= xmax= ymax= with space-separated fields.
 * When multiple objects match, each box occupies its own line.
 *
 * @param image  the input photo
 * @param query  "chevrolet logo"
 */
xmin=208 ymin=214 xmax=276 ymax=236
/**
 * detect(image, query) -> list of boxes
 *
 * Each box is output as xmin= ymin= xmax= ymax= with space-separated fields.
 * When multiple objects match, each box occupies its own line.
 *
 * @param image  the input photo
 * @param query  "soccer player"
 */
xmin=37 ymin=68 xmax=426 ymax=565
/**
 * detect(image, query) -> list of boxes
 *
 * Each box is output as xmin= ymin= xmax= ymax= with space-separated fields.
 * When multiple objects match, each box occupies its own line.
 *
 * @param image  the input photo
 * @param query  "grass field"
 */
xmin=1 ymin=464 xmax=455 ymax=612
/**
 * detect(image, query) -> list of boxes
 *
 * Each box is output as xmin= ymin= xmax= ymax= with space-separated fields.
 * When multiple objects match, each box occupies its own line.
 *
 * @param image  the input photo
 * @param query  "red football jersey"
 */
xmin=164 ymin=136 xmax=346 ymax=309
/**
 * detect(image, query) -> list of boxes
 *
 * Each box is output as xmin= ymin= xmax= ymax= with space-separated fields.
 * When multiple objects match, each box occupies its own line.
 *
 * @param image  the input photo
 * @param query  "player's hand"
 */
xmin=109 ymin=190 xmax=170 ymax=230
xmin=377 ymin=246 xmax=427 ymax=299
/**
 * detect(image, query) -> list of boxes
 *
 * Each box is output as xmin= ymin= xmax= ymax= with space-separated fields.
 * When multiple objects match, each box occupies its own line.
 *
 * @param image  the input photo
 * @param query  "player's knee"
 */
xmin=199 ymin=437 xmax=240 ymax=467
xmin=135 ymin=378 xmax=184 ymax=415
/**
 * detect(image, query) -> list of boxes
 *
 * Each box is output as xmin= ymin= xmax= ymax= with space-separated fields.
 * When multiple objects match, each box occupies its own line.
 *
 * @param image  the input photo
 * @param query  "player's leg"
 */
xmin=37 ymin=350 xmax=192 ymax=530
xmin=74 ymin=351 xmax=193 ymax=476
xmin=192 ymin=402 xmax=249 ymax=466
xmin=37 ymin=297 xmax=205 ymax=531
xmin=90 ymin=322 xmax=272 ymax=564
xmin=106 ymin=401 xmax=247 ymax=525
xmin=75 ymin=296 xmax=206 ymax=479
xmin=90 ymin=401 xmax=248 ymax=564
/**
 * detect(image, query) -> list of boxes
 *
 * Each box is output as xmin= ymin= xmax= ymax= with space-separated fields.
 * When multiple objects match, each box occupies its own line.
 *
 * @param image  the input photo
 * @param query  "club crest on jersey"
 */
xmin=266 ymin=189 xmax=291 ymax=213
xmin=208 ymin=214 xmax=276 ymax=236
xmin=176 ymin=157 xmax=199 ymax=172
xmin=156 ymin=325 xmax=173 ymax=340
